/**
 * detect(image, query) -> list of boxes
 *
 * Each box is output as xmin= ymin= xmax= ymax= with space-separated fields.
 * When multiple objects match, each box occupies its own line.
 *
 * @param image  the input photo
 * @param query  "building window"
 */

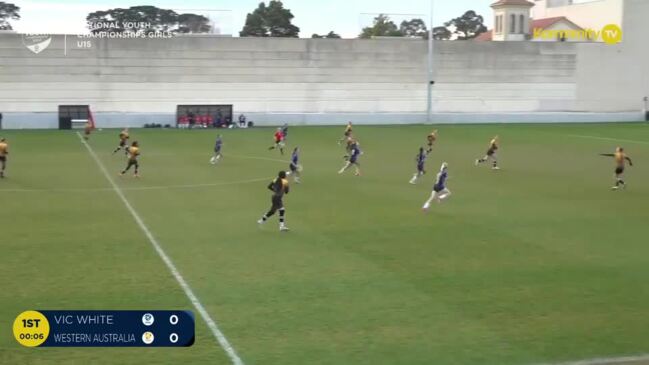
xmin=495 ymin=15 xmax=501 ymax=33
xmin=519 ymin=14 xmax=525 ymax=34
xmin=510 ymin=14 xmax=516 ymax=34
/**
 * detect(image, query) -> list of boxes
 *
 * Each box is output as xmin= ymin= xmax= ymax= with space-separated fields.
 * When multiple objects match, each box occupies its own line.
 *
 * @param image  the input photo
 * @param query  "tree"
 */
xmin=399 ymin=18 xmax=427 ymax=38
xmin=444 ymin=10 xmax=487 ymax=40
xmin=311 ymin=31 xmax=341 ymax=39
xmin=240 ymin=1 xmax=300 ymax=37
xmin=86 ymin=6 xmax=211 ymax=34
xmin=359 ymin=14 xmax=402 ymax=39
xmin=0 ymin=1 xmax=20 ymax=31
xmin=177 ymin=13 xmax=211 ymax=34
xmin=432 ymin=26 xmax=451 ymax=40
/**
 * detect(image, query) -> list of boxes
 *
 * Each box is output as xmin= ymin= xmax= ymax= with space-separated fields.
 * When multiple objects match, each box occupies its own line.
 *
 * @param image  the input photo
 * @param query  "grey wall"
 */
xmin=0 ymin=0 xmax=646 ymax=129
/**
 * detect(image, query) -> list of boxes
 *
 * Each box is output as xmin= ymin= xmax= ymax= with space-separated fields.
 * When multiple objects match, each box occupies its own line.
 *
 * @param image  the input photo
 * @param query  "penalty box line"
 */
xmin=75 ymin=132 xmax=245 ymax=365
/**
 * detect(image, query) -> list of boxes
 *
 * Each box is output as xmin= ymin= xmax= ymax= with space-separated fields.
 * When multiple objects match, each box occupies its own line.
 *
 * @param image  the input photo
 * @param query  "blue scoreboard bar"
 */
xmin=13 ymin=310 xmax=195 ymax=347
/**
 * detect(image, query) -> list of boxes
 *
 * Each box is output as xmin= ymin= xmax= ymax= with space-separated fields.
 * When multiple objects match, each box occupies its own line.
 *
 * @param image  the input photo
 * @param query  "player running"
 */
xmin=281 ymin=123 xmax=289 ymax=142
xmin=409 ymin=147 xmax=427 ymax=184
xmin=338 ymin=121 xmax=353 ymax=145
xmin=112 ymin=128 xmax=130 ymax=155
xmin=338 ymin=141 xmax=362 ymax=176
xmin=0 ymin=138 xmax=8 ymax=179
xmin=426 ymin=130 xmax=438 ymax=154
xmin=601 ymin=147 xmax=633 ymax=190
xmin=257 ymin=170 xmax=290 ymax=231
xmin=120 ymin=141 xmax=140 ymax=178
xmin=83 ymin=121 xmax=94 ymax=141
xmin=475 ymin=135 xmax=500 ymax=170
xmin=422 ymin=162 xmax=451 ymax=211
xmin=288 ymin=147 xmax=302 ymax=183
xmin=210 ymin=134 xmax=223 ymax=165
xmin=268 ymin=128 xmax=285 ymax=155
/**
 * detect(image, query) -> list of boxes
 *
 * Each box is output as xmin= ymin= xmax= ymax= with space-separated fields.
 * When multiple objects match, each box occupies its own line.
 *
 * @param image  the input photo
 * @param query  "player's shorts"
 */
xmin=85 ymin=129 xmax=91 ymax=135
xmin=427 ymin=141 xmax=434 ymax=147
xmin=615 ymin=166 xmax=624 ymax=175
xmin=486 ymin=149 xmax=497 ymax=157
xmin=344 ymin=131 xmax=351 ymax=137
xmin=0 ymin=156 xmax=6 ymax=163
xmin=433 ymin=185 xmax=446 ymax=193
xmin=214 ymin=147 xmax=222 ymax=154
xmin=417 ymin=163 xmax=425 ymax=172
xmin=126 ymin=159 xmax=138 ymax=169
xmin=290 ymin=163 xmax=298 ymax=172
xmin=349 ymin=156 xmax=358 ymax=164
xmin=119 ymin=140 xmax=127 ymax=147
xmin=271 ymin=195 xmax=284 ymax=210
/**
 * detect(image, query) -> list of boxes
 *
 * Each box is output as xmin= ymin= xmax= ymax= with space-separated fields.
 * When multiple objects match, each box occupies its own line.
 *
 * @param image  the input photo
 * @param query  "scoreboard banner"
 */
xmin=13 ymin=310 xmax=194 ymax=347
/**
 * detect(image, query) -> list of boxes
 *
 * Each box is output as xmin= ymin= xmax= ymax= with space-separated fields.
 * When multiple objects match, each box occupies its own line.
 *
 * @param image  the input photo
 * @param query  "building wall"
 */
xmin=574 ymin=0 xmax=649 ymax=112
xmin=0 ymin=0 xmax=646 ymax=130
xmin=531 ymin=0 xmax=623 ymax=31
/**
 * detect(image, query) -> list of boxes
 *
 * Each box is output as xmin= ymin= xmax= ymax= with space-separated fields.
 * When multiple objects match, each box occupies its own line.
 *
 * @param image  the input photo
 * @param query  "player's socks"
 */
xmin=279 ymin=209 xmax=289 ymax=230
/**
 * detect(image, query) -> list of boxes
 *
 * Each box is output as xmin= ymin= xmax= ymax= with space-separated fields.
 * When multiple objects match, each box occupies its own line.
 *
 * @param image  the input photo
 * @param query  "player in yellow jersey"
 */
xmin=257 ymin=171 xmax=290 ymax=231
xmin=0 ymin=138 xmax=8 ymax=179
xmin=113 ymin=128 xmax=130 ymax=154
xmin=475 ymin=136 xmax=500 ymax=170
xmin=426 ymin=130 xmax=438 ymax=154
xmin=120 ymin=141 xmax=140 ymax=178
xmin=338 ymin=122 xmax=353 ymax=145
xmin=601 ymin=147 xmax=633 ymax=190
xmin=83 ymin=121 xmax=93 ymax=141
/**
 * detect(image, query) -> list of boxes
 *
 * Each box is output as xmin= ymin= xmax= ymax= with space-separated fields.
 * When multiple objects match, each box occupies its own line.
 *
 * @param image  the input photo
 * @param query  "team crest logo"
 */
xmin=22 ymin=34 xmax=52 ymax=54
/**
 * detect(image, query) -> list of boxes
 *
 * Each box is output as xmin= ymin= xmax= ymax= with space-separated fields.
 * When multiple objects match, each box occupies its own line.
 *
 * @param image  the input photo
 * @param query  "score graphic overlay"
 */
xmin=13 ymin=311 xmax=194 ymax=347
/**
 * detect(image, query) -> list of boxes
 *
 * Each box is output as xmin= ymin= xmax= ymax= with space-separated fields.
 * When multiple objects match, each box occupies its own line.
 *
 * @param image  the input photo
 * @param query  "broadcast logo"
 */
xmin=142 ymin=313 xmax=155 ymax=326
xmin=22 ymin=34 xmax=53 ymax=54
xmin=142 ymin=331 xmax=154 ymax=345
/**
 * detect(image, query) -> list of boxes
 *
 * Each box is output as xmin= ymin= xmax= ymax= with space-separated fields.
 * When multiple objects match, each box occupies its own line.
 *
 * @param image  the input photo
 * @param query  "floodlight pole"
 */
xmin=426 ymin=0 xmax=434 ymax=124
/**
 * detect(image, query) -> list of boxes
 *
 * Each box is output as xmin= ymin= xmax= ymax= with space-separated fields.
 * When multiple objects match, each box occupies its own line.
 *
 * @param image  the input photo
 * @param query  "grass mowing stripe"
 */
xmin=76 ymin=132 xmax=245 ymax=365
xmin=564 ymin=134 xmax=649 ymax=145
xmin=0 ymin=177 xmax=271 ymax=193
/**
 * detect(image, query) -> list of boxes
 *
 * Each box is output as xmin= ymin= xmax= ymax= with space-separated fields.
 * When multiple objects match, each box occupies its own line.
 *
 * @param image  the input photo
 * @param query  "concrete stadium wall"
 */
xmin=0 ymin=0 xmax=646 ymax=129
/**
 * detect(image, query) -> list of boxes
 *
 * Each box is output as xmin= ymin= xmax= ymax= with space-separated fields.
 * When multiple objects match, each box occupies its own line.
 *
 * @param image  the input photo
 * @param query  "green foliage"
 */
xmin=311 ymin=31 xmax=342 ymax=39
xmin=0 ymin=1 xmax=20 ymax=31
xmin=359 ymin=14 xmax=402 ymax=39
xmin=240 ymin=1 xmax=300 ymax=38
xmin=399 ymin=18 xmax=428 ymax=38
xmin=86 ymin=6 xmax=211 ymax=34
xmin=433 ymin=26 xmax=452 ymax=40
xmin=444 ymin=10 xmax=487 ymax=40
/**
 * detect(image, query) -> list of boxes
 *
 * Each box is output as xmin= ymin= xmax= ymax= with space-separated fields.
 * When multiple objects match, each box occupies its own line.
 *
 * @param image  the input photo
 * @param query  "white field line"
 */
xmin=76 ymin=132 xmax=244 ymax=365
xmin=539 ymin=353 xmax=649 ymax=365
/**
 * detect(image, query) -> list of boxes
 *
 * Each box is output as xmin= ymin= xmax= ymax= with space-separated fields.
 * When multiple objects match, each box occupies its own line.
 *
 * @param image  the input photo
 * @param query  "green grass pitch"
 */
xmin=1 ymin=123 xmax=649 ymax=365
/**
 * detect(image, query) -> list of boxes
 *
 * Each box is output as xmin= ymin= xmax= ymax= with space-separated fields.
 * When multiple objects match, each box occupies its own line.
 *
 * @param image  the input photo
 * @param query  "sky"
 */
xmin=7 ymin=0 xmax=493 ymax=37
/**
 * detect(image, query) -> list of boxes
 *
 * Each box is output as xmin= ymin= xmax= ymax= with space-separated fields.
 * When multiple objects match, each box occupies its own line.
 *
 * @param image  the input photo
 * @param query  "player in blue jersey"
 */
xmin=422 ymin=162 xmax=451 ymax=210
xmin=338 ymin=141 xmax=362 ymax=176
xmin=210 ymin=134 xmax=223 ymax=165
xmin=409 ymin=147 xmax=427 ymax=184
xmin=288 ymin=147 xmax=302 ymax=183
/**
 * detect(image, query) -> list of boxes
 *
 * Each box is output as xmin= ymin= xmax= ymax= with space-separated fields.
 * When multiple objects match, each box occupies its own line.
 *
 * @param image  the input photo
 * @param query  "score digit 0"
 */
xmin=170 ymin=314 xmax=179 ymax=325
